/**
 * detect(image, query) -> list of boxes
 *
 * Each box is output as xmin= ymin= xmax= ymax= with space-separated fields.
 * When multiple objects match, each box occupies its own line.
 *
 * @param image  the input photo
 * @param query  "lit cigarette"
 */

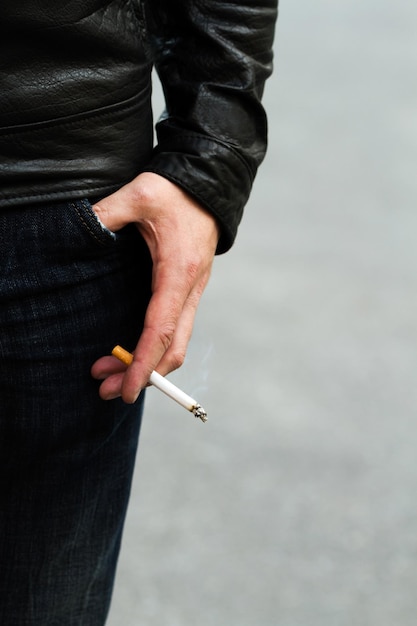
xmin=111 ymin=345 xmax=208 ymax=423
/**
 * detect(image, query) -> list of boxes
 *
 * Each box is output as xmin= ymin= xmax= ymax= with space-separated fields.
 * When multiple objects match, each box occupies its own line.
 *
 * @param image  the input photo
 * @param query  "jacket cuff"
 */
xmin=143 ymin=124 xmax=256 ymax=254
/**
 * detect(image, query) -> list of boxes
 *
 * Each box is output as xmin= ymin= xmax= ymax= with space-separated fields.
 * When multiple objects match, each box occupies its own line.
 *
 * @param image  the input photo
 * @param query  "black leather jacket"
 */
xmin=0 ymin=0 xmax=277 ymax=252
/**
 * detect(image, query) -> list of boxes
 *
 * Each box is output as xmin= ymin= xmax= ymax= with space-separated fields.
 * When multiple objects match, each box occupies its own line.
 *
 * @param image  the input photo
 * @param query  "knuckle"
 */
xmin=169 ymin=350 xmax=186 ymax=371
xmin=130 ymin=185 xmax=150 ymax=209
xmin=186 ymin=260 xmax=200 ymax=281
xmin=156 ymin=323 xmax=176 ymax=351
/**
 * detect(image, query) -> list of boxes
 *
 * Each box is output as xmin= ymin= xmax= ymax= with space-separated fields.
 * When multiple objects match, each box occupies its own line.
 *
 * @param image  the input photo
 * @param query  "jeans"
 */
xmin=0 ymin=200 xmax=152 ymax=625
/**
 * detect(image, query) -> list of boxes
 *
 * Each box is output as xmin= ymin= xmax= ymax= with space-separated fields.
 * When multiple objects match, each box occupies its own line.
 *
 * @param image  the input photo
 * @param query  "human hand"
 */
xmin=90 ymin=172 xmax=220 ymax=403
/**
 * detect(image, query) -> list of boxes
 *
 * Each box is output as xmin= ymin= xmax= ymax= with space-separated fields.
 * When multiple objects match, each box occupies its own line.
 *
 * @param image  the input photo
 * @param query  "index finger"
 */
xmin=120 ymin=267 xmax=193 ymax=402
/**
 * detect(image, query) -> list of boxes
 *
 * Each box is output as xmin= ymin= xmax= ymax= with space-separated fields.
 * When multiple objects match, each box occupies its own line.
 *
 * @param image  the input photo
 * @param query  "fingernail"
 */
xmin=131 ymin=392 xmax=140 ymax=404
xmin=121 ymin=391 xmax=139 ymax=404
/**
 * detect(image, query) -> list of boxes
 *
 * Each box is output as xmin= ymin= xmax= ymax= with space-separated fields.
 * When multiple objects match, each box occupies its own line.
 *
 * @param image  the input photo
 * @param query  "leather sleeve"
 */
xmin=142 ymin=0 xmax=278 ymax=253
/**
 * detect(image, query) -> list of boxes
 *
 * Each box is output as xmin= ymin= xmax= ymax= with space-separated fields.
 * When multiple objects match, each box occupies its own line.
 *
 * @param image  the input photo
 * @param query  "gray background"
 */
xmin=108 ymin=1 xmax=417 ymax=624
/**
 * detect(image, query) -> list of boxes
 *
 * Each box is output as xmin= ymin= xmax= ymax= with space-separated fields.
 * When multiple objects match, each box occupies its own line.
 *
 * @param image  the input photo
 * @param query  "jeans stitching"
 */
xmin=71 ymin=201 xmax=111 ymax=247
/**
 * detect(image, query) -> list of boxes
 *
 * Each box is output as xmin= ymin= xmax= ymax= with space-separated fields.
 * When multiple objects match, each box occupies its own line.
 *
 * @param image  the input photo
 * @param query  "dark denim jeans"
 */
xmin=0 ymin=200 xmax=152 ymax=625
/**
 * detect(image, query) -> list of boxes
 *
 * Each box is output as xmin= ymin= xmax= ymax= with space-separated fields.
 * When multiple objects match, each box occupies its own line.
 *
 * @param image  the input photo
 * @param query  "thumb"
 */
xmin=92 ymin=184 xmax=139 ymax=232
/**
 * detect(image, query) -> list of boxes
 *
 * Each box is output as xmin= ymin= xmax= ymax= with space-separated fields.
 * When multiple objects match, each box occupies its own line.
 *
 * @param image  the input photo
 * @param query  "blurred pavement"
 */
xmin=108 ymin=2 xmax=417 ymax=624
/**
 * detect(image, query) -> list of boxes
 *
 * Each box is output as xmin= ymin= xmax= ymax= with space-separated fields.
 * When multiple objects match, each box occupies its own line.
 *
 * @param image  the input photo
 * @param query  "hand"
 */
xmin=90 ymin=172 xmax=220 ymax=403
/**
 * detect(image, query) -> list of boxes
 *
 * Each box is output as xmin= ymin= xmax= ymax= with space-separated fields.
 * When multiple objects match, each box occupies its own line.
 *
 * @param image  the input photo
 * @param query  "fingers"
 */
xmin=91 ymin=355 xmax=127 ymax=380
xmin=91 ymin=356 xmax=128 ymax=400
xmin=91 ymin=273 xmax=208 ymax=403
xmin=151 ymin=280 xmax=207 ymax=377
xmin=118 ymin=267 xmax=209 ymax=403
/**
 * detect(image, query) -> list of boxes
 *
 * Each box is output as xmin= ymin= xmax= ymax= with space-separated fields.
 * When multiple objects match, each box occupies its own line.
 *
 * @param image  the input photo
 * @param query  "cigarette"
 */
xmin=111 ymin=345 xmax=208 ymax=423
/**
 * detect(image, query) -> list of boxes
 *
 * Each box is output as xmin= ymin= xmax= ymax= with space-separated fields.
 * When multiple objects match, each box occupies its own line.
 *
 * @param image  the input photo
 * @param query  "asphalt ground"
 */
xmin=108 ymin=1 xmax=417 ymax=624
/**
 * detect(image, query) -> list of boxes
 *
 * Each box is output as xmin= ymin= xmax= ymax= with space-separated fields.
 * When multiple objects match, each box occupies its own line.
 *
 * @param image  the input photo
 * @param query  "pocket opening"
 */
xmin=71 ymin=199 xmax=117 ymax=247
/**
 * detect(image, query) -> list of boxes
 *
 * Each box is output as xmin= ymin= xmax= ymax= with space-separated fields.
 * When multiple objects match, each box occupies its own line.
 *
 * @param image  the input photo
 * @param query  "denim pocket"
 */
xmin=70 ymin=198 xmax=117 ymax=247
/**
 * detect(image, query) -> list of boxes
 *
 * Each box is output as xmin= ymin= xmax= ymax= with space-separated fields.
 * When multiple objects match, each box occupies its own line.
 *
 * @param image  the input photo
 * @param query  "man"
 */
xmin=0 ymin=0 xmax=278 ymax=623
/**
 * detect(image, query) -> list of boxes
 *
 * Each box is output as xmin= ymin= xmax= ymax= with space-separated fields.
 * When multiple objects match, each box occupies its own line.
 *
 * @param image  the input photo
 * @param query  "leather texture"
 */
xmin=0 ymin=0 xmax=278 ymax=252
